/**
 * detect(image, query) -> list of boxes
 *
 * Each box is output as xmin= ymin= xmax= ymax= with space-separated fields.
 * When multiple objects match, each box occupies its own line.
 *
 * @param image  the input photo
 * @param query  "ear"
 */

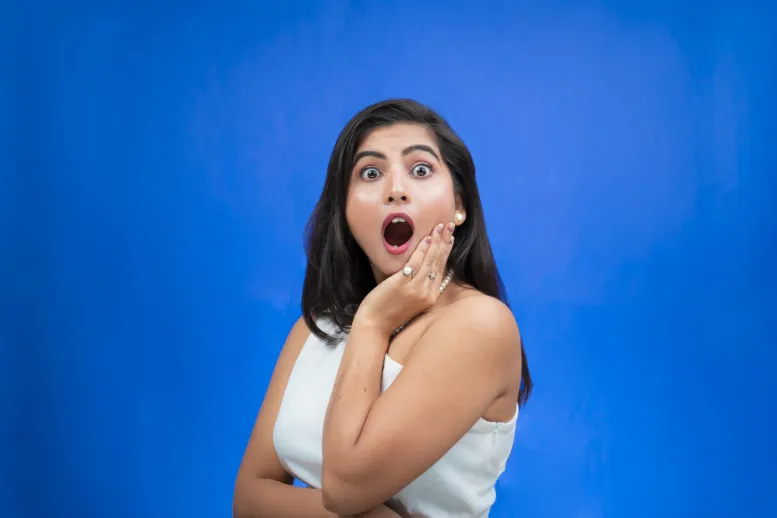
xmin=454 ymin=194 xmax=466 ymax=226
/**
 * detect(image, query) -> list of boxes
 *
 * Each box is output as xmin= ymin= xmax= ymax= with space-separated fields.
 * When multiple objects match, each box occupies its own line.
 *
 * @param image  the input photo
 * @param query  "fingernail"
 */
xmin=447 ymin=222 xmax=455 ymax=233
xmin=423 ymin=236 xmax=432 ymax=244
xmin=436 ymin=224 xmax=443 ymax=235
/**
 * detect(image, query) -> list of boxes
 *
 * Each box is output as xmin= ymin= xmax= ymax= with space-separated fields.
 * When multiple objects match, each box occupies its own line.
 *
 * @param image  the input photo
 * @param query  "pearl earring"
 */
xmin=454 ymin=212 xmax=465 ymax=225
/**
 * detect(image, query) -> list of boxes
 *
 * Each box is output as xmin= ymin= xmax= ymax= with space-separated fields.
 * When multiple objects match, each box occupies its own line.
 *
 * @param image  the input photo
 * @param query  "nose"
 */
xmin=384 ymin=169 xmax=411 ymax=204
xmin=386 ymin=190 xmax=409 ymax=203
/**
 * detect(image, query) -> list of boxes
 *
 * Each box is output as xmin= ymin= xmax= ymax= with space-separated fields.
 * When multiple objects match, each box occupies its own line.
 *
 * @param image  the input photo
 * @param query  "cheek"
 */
xmin=345 ymin=188 xmax=382 ymax=244
xmin=416 ymin=180 xmax=457 ymax=213
xmin=411 ymin=183 xmax=457 ymax=233
xmin=348 ymin=185 xmax=381 ymax=206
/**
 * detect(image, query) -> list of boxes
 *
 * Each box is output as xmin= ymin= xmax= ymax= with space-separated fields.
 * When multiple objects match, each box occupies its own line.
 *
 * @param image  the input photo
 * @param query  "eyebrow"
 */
xmin=353 ymin=144 xmax=441 ymax=164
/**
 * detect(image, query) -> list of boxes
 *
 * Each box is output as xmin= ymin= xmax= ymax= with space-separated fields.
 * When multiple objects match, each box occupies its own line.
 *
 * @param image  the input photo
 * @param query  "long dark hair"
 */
xmin=301 ymin=99 xmax=532 ymax=407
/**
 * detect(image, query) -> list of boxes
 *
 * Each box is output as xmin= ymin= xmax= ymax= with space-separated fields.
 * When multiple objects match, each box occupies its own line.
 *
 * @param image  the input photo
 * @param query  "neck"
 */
xmin=371 ymin=266 xmax=388 ymax=284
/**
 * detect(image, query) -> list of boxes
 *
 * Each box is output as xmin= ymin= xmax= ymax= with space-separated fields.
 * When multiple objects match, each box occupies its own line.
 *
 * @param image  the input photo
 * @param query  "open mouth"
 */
xmin=382 ymin=213 xmax=414 ymax=254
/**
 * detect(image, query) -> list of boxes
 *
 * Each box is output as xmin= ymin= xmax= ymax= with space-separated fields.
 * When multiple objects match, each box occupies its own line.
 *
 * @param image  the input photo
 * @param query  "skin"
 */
xmin=232 ymin=315 xmax=400 ymax=518
xmin=320 ymin=124 xmax=523 ymax=514
xmin=345 ymin=124 xmax=464 ymax=282
xmin=233 ymin=123 xmax=522 ymax=517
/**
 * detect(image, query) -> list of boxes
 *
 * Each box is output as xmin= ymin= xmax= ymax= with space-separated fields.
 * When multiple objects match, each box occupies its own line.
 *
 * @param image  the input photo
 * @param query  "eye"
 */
xmin=360 ymin=167 xmax=382 ymax=180
xmin=411 ymin=163 xmax=433 ymax=178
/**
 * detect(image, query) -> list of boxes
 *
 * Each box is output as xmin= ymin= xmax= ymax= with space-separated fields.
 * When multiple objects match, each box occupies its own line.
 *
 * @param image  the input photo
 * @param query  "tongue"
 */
xmin=384 ymin=222 xmax=413 ymax=247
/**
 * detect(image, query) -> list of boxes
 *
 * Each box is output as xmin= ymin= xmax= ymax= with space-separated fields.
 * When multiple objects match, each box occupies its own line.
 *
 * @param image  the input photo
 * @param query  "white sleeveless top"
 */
xmin=273 ymin=318 xmax=518 ymax=517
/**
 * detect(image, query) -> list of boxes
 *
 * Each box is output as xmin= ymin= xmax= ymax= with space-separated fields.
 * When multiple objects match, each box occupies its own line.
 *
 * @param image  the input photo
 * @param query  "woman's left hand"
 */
xmin=354 ymin=221 xmax=455 ymax=338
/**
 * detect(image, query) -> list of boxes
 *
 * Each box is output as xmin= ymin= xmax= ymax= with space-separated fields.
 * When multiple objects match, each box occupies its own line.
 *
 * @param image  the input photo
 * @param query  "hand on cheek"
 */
xmin=354 ymin=221 xmax=455 ymax=337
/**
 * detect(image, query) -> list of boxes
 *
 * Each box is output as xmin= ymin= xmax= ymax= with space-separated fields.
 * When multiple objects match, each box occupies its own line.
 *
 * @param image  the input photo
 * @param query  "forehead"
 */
xmin=357 ymin=123 xmax=438 ymax=152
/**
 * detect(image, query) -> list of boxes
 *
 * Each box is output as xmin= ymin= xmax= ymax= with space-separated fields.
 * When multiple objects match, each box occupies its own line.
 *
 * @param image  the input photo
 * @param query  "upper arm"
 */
xmin=326 ymin=297 xmax=521 ymax=503
xmin=235 ymin=316 xmax=310 ymax=486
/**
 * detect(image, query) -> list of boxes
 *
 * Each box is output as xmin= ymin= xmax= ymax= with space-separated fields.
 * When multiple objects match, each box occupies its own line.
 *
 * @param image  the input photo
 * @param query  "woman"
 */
xmin=233 ymin=99 xmax=532 ymax=517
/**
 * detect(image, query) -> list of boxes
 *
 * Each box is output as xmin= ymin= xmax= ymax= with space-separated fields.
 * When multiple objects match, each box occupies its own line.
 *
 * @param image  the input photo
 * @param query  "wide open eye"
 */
xmin=360 ymin=167 xmax=382 ymax=180
xmin=410 ymin=163 xmax=432 ymax=178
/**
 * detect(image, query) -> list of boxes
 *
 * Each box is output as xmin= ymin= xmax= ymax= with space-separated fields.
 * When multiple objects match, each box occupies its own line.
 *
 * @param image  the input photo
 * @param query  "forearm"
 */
xmin=234 ymin=476 xmax=400 ymax=518
xmin=324 ymin=321 xmax=389 ymax=458
xmin=233 ymin=477 xmax=337 ymax=518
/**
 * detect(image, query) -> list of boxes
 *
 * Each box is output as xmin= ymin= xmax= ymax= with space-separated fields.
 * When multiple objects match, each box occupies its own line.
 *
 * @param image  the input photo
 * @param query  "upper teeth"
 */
xmin=392 ymin=218 xmax=406 ymax=223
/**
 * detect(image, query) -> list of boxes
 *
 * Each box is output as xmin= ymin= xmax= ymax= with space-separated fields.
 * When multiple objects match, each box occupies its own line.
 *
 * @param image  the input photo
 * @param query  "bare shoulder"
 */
xmin=434 ymin=293 xmax=523 ymax=405
xmin=389 ymin=292 xmax=521 ymax=425
xmin=439 ymin=292 xmax=521 ymax=352
xmin=449 ymin=292 xmax=518 ymax=325
xmin=406 ymin=291 xmax=522 ymax=389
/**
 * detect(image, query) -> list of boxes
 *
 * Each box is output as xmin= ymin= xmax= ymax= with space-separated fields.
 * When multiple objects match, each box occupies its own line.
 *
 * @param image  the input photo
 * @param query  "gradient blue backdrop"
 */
xmin=3 ymin=1 xmax=776 ymax=517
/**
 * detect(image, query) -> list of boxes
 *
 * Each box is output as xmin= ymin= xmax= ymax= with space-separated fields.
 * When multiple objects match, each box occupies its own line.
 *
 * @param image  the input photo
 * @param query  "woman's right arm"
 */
xmin=232 ymin=316 xmax=401 ymax=518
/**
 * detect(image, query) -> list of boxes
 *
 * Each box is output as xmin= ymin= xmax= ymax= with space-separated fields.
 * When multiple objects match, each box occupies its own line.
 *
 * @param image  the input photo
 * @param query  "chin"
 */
xmin=379 ymin=265 xmax=403 ymax=278
xmin=367 ymin=253 xmax=406 ymax=281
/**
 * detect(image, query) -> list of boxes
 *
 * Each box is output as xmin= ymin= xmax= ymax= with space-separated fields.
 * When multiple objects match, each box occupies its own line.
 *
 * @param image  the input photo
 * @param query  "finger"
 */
xmin=434 ymin=221 xmax=455 ymax=277
xmin=418 ymin=223 xmax=445 ymax=283
xmin=400 ymin=234 xmax=432 ymax=282
xmin=425 ymin=222 xmax=454 ymax=288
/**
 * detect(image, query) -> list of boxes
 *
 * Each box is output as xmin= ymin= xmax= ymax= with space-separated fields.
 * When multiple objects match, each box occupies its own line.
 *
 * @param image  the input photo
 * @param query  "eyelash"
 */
xmin=359 ymin=163 xmax=434 ymax=181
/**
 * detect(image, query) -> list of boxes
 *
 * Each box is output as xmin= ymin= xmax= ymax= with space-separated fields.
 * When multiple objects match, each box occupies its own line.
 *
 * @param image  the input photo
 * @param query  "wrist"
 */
xmin=352 ymin=313 xmax=394 ymax=340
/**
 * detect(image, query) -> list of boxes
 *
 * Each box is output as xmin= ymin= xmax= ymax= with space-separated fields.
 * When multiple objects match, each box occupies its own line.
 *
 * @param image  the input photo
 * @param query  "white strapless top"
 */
xmin=273 ymin=318 xmax=518 ymax=517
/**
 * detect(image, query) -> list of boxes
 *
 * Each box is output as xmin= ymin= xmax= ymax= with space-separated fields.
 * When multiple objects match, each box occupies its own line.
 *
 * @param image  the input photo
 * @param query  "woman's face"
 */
xmin=345 ymin=123 xmax=466 ymax=282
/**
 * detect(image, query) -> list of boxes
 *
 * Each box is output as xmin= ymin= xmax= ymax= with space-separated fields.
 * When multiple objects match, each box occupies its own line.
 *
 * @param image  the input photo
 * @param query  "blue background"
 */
xmin=2 ymin=1 xmax=776 ymax=517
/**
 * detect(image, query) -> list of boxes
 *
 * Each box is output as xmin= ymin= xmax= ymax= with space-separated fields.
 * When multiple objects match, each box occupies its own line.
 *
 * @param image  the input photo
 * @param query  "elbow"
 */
xmin=321 ymin=466 xmax=376 ymax=515
xmin=232 ymin=473 xmax=272 ymax=518
xmin=322 ymin=489 xmax=365 ymax=515
xmin=321 ymin=490 xmax=348 ymax=515
xmin=232 ymin=489 xmax=249 ymax=517
xmin=232 ymin=477 xmax=254 ymax=518
xmin=321 ymin=472 xmax=356 ymax=515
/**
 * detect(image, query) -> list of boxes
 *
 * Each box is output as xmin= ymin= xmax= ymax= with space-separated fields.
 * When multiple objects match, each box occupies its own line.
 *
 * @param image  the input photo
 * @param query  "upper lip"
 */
xmin=382 ymin=212 xmax=415 ymax=235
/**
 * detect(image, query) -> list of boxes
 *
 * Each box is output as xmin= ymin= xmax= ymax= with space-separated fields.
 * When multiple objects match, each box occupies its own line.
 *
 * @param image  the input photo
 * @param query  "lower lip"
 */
xmin=383 ymin=239 xmax=412 ymax=255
